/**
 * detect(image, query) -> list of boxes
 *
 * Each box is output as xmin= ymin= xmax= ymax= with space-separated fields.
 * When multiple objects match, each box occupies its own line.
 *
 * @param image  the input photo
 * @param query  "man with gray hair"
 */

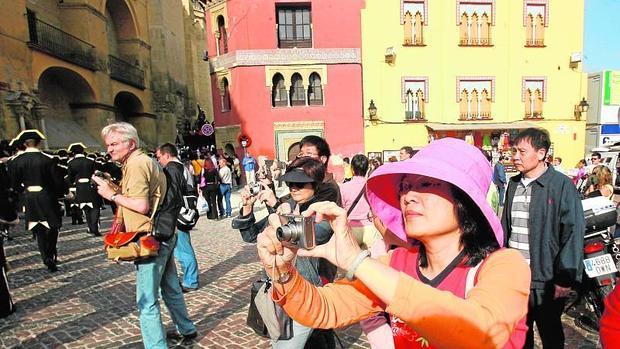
xmin=92 ymin=122 xmax=196 ymax=347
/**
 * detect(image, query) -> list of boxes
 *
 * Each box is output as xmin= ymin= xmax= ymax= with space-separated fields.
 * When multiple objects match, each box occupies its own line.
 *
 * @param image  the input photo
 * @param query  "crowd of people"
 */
xmin=2 ymin=124 xmax=620 ymax=348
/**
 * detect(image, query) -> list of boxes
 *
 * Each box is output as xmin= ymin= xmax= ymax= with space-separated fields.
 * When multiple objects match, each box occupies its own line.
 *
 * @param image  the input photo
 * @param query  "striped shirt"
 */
xmin=508 ymin=177 xmax=537 ymax=264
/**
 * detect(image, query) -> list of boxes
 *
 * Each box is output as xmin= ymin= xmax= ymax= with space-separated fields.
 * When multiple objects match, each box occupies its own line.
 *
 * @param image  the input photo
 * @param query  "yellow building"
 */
xmin=362 ymin=0 xmax=586 ymax=167
xmin=0 ymin=0 xmax=213 ymax=149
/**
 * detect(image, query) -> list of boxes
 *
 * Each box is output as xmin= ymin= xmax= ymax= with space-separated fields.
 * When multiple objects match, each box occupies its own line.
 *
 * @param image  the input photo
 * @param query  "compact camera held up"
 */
xmin=276 ymin=214 xmax=316 ymax=250
xmin=248 ymin=182 xmax=262 ymax=196
xmin=91 ymin=170 xmax=121 ymax=193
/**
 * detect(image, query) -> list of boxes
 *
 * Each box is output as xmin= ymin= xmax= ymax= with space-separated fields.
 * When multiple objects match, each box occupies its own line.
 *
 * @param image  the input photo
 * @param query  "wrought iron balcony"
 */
xmin=525 ymin=39 xmax=545 ymax=47
xmin=109 ymin=55 xmax=145 ymax=89
xmin=405 ymin=111 xmax=425 ymax=121
xmin=459 ymin=111 xmax=492 ymax=120
xmin=26 ymin=14 xmax=96 ymax=70
xmin=524 ymin=111 xmax=544 ymax=119
xmin=459 ymin=37 xmax=493 ymax=46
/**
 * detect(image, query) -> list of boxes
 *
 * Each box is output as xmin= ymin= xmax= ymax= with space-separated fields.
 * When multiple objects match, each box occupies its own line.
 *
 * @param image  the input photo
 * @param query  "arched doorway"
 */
xmin=224 ymin=143 xmax=236 ymax=158
xmin=37 ymin=67 xmax=99 ymax=148
xmin=287 ymin=142 xmax=301 ymax=162
xmin=114 ymin=91 xmax=143 ymax=121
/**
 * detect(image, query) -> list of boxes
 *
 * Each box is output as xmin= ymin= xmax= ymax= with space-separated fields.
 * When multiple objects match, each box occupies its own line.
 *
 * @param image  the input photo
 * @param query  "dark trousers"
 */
xmin=216 ymin=189 xmax=224 ymax=218
xmin=0 ymin=235 xmax=14 ymax=318
xmin=203 ymin=185 xmax=220 ymax=219
xmin=32 ymin=225 xmax=59 ymax=268
xmin=83 ymin=206 xmax=100 ymax=235
xmin=71 ymin=205 xmax=83 ymax=224
xmin=524 ymin=288 xmax=566 ymax=349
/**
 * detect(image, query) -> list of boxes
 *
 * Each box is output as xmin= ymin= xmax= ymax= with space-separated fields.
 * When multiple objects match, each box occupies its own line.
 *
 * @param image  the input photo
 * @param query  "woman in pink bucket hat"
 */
xmin=256 ymin=138 xmax=530 ymax=348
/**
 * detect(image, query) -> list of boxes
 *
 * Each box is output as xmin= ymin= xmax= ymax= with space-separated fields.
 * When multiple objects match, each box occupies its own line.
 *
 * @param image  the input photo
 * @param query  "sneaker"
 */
xmin=166 ymin=330 xmax=198 ymax=341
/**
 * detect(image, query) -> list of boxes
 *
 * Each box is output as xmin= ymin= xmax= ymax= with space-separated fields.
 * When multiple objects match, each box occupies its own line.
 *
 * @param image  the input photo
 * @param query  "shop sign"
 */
xmin=604 ymin=71 xmax=620 ymax=106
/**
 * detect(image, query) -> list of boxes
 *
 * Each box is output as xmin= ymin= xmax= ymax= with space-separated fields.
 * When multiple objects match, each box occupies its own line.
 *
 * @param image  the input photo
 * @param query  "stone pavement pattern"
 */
xmin=0 ymin=189 xmax=603 ymax=348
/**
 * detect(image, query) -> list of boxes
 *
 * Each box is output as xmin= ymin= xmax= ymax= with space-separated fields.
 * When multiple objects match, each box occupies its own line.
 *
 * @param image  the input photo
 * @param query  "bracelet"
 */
xmin=345 ymin=250 xmax=371 ymax=281
xmin=275 ymin=267 xmax=293 ymax=284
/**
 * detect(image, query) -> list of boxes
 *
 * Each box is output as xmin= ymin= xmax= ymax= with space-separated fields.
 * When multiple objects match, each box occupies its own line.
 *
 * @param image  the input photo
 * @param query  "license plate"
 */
xmin=583 ymin=254 xmax=618 ymax=278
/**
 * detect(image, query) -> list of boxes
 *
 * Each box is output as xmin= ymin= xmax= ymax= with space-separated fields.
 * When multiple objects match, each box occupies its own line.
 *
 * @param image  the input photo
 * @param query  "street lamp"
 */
xmin=574 ymin=97 xmax=589 ymax=120
xmin=367 ymin=100 xmax=379 ymax=126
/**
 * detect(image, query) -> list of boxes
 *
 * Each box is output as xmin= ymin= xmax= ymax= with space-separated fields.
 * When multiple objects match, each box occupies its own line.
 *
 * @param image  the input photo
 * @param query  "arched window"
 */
xmin=272 ymin=73 xmax=287 ymax=107
xmin=470 ymin=89 xmax=479 ymax=118
xmin=460 ymin=89 xmax=469 ymax=119
xmin=290 ymin=73 xmax=305 ymax=106
xmin=481 ymin=89 xmax=491 ymax=118
xmin=526 ymin=14 xmax=534 ymax=46
xmin=416 ymin=89 xmax=425 ymax=119
xmin=533 ymin=88 xmax=543 ymax=117
xmin=525 ymin=88 xmax=533 ymax=118
xmin=405 ymin=89 xmax=415 ymax=119
xmin=308 ymin=73 xmax=323 ymax=105
xmin=414 ymin=11 xmax=424 ymax=45
xmin=471 ymin=13 xmax=479 ymax=45
xmin=460 ymin=13 xmax=469 ymax=45
xmin=480 ymin=13 xmax=490 ymax=45
xmin=535 ymin=14 xmax=545 ymax=46
xmin=404 ymin=11 xmax=413 ymax=45
xmin=220 ymin=77 xmax=231 ymax=112
xmin=217 ymin=16 xmax=228 ymax=55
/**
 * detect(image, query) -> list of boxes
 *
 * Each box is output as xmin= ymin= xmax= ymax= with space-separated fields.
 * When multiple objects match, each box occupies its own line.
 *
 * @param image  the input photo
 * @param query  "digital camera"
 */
xmin=276 ymin=214 xmax=316 ymax=250
xmin=249 ymin=182 xmax=262 ymax=196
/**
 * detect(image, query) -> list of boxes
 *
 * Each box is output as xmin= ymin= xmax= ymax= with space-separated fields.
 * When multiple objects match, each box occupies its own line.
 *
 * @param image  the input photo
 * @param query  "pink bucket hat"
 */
xmin=366 ymin=138 xmax=503 ymax=246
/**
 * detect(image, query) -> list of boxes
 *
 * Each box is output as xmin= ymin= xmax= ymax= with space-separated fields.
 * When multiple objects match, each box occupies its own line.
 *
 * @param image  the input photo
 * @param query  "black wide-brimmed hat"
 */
xmin=279 ymin=168 xmax=315 ymax=183
xmin=13 ymin=129 xmax=45 ymax=146
xmin=67 ymin=142 xmax=87 ymax=153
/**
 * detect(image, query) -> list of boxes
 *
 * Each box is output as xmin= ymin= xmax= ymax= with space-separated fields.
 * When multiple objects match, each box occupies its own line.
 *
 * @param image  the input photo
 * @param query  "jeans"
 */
xmin=219 ymin=183 xmax=232 ymax=216
xmin=173 ymin=230 xmax=199 ymax=289
xmin=271 ymin=319 xmax=313 ymax=349
xmin=136 ymin=234 xmax=196 ymax=349
xmin=497 ymin=185 xmax=506 ymax=207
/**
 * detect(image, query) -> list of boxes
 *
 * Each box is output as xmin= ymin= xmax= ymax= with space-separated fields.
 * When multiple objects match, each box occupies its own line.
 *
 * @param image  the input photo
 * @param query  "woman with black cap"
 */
xmin=232 ymin=156 xmax=335 ymax=348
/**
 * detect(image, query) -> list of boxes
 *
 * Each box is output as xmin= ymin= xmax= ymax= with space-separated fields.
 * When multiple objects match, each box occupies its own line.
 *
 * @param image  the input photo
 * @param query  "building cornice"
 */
xmin=209 ymin=48 xmax=361 ymax=73
xmin=58 ymin=3 xmax=107 ymax=22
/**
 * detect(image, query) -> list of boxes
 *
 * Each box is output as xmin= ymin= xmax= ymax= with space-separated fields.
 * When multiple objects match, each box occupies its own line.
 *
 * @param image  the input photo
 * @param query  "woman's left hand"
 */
xmin=297 ymin=201 xmax=362 ymax=271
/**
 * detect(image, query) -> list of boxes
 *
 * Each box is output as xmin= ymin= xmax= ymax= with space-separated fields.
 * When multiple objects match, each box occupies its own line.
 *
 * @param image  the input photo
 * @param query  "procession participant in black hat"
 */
xmin=67 ymin=143 xmax=101 ymax=236
xmin=9 ymin=130 xmax=65 ymax=272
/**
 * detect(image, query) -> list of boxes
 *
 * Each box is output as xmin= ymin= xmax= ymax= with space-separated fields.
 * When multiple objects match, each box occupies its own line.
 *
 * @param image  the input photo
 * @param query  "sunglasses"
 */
xmin=286 ymin=182 xmax=310 ymax=189
xmin=591 ymin=158 xmax=600 ymax=161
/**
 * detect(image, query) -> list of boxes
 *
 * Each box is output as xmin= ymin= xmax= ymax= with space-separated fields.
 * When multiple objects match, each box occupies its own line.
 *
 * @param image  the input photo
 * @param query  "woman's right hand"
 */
xmin=256 ymin=225 xmax=297 ymax=279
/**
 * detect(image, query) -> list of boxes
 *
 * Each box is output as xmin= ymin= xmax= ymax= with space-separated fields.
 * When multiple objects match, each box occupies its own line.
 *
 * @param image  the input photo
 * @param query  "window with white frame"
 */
xmin=457 ymin=1 xmax=494 ymax=46
xmin=402 ymin=1 xmax=426 ymax=46
xmin=402 ymin=78 xmax=427 ymax=120
xmin=524 ymin=1 xmax=548 ymax=47
xmin=522 ymin=77 xmax=546 ymax=118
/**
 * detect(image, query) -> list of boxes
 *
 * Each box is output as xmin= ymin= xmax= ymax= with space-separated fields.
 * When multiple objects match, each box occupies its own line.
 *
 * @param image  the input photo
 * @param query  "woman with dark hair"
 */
xmin=256 ymin=138 xmax=530 ymax=348
xmin=232 ymin=156 xmax=335 ymax=348
xmin=200 ymin=158 xmax=220 ymax=219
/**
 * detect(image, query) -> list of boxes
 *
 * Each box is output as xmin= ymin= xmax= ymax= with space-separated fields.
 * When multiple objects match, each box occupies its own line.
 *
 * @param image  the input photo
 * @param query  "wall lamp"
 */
xmin=367 ymin=99 xmax=379 ymax=125
xmin=574 ymin=97 xmax=589 ymax=120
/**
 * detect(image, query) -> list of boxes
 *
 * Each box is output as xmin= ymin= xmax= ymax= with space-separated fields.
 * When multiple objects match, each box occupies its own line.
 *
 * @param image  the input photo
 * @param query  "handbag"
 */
xmin=103 ymin=195 xmax=162 ymax=263
xmin=177 ymin=195 xmax=199 ymax=231
xmin=246 ymin=260 xmax=293 ymax=340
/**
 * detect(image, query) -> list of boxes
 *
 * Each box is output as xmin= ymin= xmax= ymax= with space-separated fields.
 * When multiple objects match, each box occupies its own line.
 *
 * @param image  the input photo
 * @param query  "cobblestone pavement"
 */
xmin=0 ymin=189 xmax=603 ymax=348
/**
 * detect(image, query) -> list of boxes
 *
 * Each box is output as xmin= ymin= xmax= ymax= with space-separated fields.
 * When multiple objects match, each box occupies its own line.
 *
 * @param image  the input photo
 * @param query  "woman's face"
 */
xmin=288 ymin=182 xmax=315 ymax=203
xmin=398 ymin=175 xmax=460 ymax=241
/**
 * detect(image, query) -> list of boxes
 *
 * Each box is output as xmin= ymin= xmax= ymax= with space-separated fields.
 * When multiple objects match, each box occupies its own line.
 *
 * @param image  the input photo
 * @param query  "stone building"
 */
xmin=0 ymin=0 xmax=213 ymax=149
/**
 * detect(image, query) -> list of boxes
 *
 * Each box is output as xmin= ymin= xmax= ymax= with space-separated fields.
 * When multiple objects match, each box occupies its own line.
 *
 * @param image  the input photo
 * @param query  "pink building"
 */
xmin=204 ymin=0 xmax=364 ymax=163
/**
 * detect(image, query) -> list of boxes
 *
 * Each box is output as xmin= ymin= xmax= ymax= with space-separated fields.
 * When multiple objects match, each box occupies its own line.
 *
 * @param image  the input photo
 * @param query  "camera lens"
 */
xmin=276 ymin=225 xmax=297 ymax=243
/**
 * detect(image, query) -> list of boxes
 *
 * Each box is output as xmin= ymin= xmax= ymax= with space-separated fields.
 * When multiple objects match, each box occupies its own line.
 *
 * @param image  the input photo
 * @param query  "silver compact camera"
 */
xmin=248 ymin=182 xmax=262 ymax=196
xmin=276 ymin=214 xmax=316 ymax=250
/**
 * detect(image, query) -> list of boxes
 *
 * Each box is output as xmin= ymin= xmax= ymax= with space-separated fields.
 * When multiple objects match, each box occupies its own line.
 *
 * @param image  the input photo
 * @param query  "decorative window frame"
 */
xmin=523 ymin=0 xmax=549 ymax=27
xmin=401 ymin=0 xmax=428 ymax=25
xmin=522 ymin=76 xmax=547 ymax=101
xmin=456 ymin=0 xmax=495 ymax=26
xmin=455 ymin=76 xmax=495 ymax=102
xmin=401 ymin=77 xmax=429 ymax=103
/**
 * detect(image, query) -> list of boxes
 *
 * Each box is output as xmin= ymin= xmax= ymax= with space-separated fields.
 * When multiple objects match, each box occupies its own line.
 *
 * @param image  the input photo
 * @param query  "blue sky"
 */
xmin=584 ymin=0 xmax=620 ymax=72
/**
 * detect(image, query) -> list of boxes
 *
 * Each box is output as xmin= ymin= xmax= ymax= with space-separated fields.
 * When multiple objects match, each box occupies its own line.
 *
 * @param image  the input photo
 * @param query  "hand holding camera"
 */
xmin=91 ymin=171 xmax=121 ymax=201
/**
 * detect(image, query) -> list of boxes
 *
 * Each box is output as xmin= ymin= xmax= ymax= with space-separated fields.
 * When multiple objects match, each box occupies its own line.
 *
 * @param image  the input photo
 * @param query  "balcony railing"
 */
xmin=405 ymin=111 xmax=425 ymax=121
xmin=525 ymin=39 xmax=545 ymax=47
xmin=27 ymin=14 xmax=96 ymax=70
xmin=109 ymin=55 xmax=145 ymax=89
xmin=524 ymin=111 xmax=544 ymax=119
xmin=459 ymin=37 xmax=493 ymax=46
xmin=459 ymin=112 xmax=492 ymax=120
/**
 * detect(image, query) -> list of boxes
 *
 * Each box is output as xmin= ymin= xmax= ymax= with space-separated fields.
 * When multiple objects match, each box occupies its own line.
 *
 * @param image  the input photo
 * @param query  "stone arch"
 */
xmin=224 ymin=143 xmax=236 ymax=157
xmin=114 ymin=91 xmax=144 ymax=121
xmin=100 ymin=0 xmax=139 ymax=38
xmin=37 ymin=67 xmax=100 ymax=148
xmin=105 ymin=0 xmax=140 ymax=61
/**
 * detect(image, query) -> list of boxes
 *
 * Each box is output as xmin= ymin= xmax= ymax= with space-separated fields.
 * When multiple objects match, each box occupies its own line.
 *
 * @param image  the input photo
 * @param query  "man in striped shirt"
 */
xmin=501 ymin=128 xmax=585 ymax=349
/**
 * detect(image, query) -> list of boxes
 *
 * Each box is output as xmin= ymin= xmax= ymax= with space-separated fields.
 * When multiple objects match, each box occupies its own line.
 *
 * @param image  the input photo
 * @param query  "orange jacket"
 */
xmin=274 ymin=248 xmax=530 ymax=349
